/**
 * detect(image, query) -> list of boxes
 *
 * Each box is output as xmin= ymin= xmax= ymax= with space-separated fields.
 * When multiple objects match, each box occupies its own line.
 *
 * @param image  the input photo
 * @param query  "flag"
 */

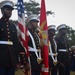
xmin=40 ymin=0 xmax=49 ymax=75
xmin=17 ymin=0 xmax=30 ymax=75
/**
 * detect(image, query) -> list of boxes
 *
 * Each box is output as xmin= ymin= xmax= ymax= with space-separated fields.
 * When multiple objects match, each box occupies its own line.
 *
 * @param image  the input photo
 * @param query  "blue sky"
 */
xmin=0 ymin=0 xmax=75 ymax=30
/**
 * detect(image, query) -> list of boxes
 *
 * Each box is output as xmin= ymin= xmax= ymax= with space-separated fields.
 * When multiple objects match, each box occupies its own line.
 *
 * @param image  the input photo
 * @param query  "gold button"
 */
xmin=8 ymin=36 xmax=10 ymax=38
xmin=7 ymin=22 xmax=8 ymax=24
xmin=1 ymin=29 xmax=4 ymax=31
xmin=7 ymin=28 xmax=9 ymax=30
xmin=8 ymin=32 xmax=10 ymax=34
xmin=7 ymin=25 xmax=9 ymax=27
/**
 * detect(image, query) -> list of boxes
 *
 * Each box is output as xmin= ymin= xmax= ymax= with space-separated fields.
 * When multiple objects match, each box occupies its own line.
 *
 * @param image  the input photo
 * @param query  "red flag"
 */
xmin=17 ymin=0 xmax=31 ymax=75
xmin=40 ymin=0 xmax=49 ymax=75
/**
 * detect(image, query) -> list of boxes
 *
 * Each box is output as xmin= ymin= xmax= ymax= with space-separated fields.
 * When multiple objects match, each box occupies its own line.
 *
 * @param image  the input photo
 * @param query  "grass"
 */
xmin=70 ymin=71 xmax=75 ymax=75
xmin=15 ymin=69 xmax=25 ymax=75
xmin=15 ymin=69 xmax=75 ymax=75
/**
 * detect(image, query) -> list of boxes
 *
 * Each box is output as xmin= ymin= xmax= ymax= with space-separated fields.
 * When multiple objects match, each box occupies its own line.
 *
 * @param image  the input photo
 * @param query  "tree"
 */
xmin=13 ymin=0 xmax=54 ymax=26
xmin=67 ymin=26 xmax=75 ymax=47
xmin=24 ymin=0 xmax=40 ymax=16
xmin=15 ymin=0 xmax=54 ymax=17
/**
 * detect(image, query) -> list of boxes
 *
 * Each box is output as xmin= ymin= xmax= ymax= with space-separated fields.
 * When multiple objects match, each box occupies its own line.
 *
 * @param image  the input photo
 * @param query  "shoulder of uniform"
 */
xmin=0 ymin=18 xmax=2 ymax=21
xmin=0 ymin=19 xmax=1 ymax=22
xmin=9 ymin=21 xmax=17 ymax=26
xmin=0 ymin=19 xmax=2 ymax=23
xmin=55 ymin=36 xmax=60 ymax=41
xmin=9 ymin=21 xmax=14 ymax=24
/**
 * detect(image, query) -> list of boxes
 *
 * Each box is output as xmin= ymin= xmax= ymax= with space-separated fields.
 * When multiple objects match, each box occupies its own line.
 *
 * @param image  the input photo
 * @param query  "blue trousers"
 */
xmin=59 ymin=66 xmax=70 ymax=75
xmin=0 ymin=67 xmax=15 ymax=75
xmin=51 ymin=69 xmax=57 ymax=75
xmin=31 ymin=70 xmax=40 ymax=75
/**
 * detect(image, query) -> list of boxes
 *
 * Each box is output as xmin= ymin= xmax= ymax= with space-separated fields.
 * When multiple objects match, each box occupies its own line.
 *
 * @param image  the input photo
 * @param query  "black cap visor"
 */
xmin=2 ymin=5 xmax=14 ymax=10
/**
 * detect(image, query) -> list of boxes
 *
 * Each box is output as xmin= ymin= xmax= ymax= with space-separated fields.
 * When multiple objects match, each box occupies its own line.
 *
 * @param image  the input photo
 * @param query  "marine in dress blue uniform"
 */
xmin=70 ymin=46 xmax=75 ymax=71
xmin=0 ymin=1 xmax=29 ymax=75
xmin=26 ymin=15 xmax=42 ymax=75
xmin=48 ymin=25 xmax=58 ymax=75
xmin=55 ymin=24 xmax=70 ymax=75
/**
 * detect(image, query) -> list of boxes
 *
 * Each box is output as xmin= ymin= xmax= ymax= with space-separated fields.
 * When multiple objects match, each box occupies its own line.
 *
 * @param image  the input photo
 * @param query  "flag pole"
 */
xmin=39 ymin=0 xmax=49 ymax=75
xmin=17 ymin=0 xmax=31 ymax=75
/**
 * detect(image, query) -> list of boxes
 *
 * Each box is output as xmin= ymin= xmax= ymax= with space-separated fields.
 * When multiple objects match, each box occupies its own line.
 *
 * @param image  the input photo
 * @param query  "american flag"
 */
xmin=17 ymin=0 xmax=30 ymax=75
xmin=17 ymin=0 xmax=25 ymax=42
xmin=17 ymin=0 xmax=27 ymax=53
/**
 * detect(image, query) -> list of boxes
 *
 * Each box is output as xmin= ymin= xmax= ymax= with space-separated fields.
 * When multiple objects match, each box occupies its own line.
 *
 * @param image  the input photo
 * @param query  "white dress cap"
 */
xmin=0 ymin=0 xmax=14 ymax=9
xmin=48 ymin=25 xmax=56 ymax=30
xmin=26 ymin=14 xmax=39 ymax=24
xmin=57 ymin=24 xmax=67 ymax=30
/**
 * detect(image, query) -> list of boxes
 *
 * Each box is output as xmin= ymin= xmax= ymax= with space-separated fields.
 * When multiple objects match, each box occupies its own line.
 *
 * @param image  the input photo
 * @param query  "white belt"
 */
xmin=58 ymin=49 xmax=67 ymax=52
xmin=28 ymin=46 xmax=40 ymax=52
xmin=0 ymin=41 xmax=13 ymax=45
xmin=73 ymin=55 xmax=75 ymax=56
xmin=42 ymin=64 xmax=49 ymax=72
xmin=49 ymin=53 xmax=58 ymax=56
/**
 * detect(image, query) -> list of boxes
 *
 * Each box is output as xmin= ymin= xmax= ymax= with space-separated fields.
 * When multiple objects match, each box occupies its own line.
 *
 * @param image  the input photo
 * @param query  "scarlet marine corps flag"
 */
xmin=39 ymin=0 xmax=49 ymax=75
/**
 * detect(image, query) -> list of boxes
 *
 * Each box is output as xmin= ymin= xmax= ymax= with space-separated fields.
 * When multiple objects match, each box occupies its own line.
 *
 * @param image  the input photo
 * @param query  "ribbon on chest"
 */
xmin=49 ymin=38 xmax=58 ymax=66
xmin=28 ymin=30 xmax=42 ymax=64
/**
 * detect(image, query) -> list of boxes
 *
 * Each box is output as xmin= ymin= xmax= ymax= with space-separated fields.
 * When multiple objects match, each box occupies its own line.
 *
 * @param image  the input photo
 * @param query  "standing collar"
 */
xmin=1 ymin=17 xmax=9 ymax=22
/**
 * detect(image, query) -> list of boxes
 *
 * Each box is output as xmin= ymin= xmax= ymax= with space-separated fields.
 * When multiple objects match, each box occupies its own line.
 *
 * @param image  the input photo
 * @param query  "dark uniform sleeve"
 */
xmin=10 ymin=21 xmax=28 ymax=65
xmin=19 ymin=42 xmax=28 ymax=65
xmin=11 ymin=22 xmax=28 ymax=65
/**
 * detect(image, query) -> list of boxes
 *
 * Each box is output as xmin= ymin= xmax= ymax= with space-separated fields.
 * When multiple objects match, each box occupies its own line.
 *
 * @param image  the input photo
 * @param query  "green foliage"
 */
xmin=67 ymin=26 xmax=75 ymax=47
xmin=15 ymin=0 xmax=54 ymax=16
xmin=24 ymin=1 xmax=40 ymax=16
